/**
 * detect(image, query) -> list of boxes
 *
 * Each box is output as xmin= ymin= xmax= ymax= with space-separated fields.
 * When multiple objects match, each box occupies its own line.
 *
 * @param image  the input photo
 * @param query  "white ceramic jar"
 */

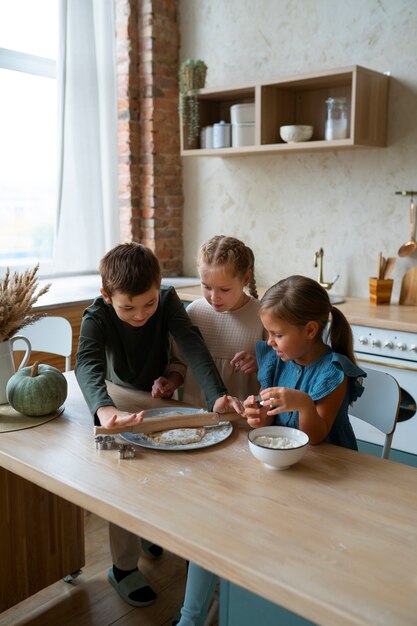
xmin=213 ymin=121 xmax=231 ymax=148
xmin=205 ymin=126 xmax=214 ymax=149
xmin=200 ymin=127 xmax=206 ymax=149
xmin=232 ymin=122 xmax=255 ymax=147
xmin=230 ymin=103 xmax=255 ymax=125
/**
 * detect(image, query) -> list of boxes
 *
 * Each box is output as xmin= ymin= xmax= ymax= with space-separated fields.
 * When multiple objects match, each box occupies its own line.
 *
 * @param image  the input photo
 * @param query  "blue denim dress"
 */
xmin=256 ymin=343 xmax=365 ymax=450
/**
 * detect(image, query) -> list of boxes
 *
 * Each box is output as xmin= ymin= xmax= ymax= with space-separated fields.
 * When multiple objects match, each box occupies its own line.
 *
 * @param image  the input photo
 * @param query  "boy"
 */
xmin=76 ymin=242 xmax=234 ymax=608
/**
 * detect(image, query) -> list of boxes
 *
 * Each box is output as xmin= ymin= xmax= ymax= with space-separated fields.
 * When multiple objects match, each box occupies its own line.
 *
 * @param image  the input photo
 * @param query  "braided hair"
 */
xmin=198 ymin=235 xmax=258 ymax=298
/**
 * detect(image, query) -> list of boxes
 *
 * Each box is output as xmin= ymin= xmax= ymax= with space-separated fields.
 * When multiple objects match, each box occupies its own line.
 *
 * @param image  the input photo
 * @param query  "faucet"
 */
xmin=313 ymin=248 xmax=339 ymax=290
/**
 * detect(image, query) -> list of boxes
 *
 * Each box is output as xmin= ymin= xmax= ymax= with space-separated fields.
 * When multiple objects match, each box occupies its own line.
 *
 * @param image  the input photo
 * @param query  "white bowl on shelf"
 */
xmin=280 ymin=125 xmax=313 ymax=143
xmin=248 ymin=426 xmax=309 ymax=470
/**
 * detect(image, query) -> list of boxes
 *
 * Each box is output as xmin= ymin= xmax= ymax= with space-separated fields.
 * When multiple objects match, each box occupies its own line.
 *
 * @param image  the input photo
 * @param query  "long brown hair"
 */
xmin=260 ymin=275 xmax=356 ymax=363
xmin=198 ymin=235 xmax=258 ymax=298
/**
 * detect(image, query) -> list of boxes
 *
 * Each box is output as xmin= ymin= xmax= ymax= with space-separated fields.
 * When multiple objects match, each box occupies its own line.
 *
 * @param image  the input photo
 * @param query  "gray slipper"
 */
xmin=107 ymin=568 xmax=156 ymax=607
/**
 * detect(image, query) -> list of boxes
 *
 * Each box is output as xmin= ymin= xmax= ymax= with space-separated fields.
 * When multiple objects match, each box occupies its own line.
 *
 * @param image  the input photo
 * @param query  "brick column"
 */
xmin=115 ymin=0 xmax=183 ymax=276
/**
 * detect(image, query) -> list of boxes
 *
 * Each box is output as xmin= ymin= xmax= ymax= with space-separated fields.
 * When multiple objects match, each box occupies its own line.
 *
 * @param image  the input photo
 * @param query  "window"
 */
xmin=0 ymin=0 xmax=58 ymax=274
xmin=1 ymin=1 xmax=119 ymax=279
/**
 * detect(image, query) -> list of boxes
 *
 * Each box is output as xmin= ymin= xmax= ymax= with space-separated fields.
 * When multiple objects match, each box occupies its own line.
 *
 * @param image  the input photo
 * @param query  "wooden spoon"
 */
xmin=398 ymin=199 xmax=417 ymax=257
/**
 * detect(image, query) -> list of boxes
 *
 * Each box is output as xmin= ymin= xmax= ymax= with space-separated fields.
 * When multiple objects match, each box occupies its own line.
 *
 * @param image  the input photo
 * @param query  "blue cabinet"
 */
xmin=357 ymin=440 xmax=417 ymax=468
xmin=220 ymin=580 xmax=317 ymax=626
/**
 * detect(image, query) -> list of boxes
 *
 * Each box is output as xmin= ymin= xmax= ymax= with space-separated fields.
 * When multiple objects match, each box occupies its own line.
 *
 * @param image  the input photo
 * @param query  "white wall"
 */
xmin=179 ymin=0 xmax=417 ymax=300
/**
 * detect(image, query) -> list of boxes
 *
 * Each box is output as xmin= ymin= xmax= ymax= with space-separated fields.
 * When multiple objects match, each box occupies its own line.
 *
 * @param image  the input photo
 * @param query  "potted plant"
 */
xmin=179 ymin=59 xmax=207 ymax=147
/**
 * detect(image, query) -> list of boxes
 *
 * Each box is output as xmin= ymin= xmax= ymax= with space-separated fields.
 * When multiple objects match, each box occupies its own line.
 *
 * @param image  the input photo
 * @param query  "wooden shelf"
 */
xmin=180 ymin=65 xmax=390 ymax=156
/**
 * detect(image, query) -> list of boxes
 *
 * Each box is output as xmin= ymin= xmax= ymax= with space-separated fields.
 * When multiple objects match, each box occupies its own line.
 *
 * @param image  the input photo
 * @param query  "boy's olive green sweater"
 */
xmin=75 ymin=286 xmax=227 ymax=424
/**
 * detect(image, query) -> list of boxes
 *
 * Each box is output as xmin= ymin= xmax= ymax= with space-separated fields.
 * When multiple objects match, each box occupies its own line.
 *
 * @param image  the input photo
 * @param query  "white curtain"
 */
xmin=53 ymin=0 xmax=119 ymax=274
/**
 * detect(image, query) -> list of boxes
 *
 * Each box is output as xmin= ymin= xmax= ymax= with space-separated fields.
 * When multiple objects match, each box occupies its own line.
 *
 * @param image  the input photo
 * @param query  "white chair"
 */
xmin=349 ymin=366 xmax=401 ymax=459
xmin=13 ymin=316 xmax=73 ymax=371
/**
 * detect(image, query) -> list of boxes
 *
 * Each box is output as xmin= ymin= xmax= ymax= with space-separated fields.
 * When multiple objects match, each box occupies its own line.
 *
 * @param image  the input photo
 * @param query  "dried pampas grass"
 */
xmin=0 ymin=265 xmax=51 ymax=342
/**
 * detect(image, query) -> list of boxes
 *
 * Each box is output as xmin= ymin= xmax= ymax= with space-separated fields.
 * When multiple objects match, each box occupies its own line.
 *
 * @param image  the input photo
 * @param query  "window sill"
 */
xmin=34 ymin=274 xmax=200 ymax=310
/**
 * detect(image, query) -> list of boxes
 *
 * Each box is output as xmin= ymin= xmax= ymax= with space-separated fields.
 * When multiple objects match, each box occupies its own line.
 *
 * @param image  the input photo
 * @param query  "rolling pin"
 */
xmin=94 ymin=411 xmax=240 ymax=436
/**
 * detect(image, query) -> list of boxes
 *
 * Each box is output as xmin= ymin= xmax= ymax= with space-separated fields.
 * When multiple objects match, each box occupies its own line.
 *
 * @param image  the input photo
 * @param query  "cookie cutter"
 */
xmin=254 ymin=394 xmax=264 ymax=408
xmin=94 ymin=435 xmax=105 ymax=450
xmin=254 ymin=395 xmax=277 ymax=409
xmin=118 ymin=444 xmax=136 ymax=459
xmin=94 ymin=435 xmax=116 ymax=450
xmin=103 ymin=435 xmax=115 ymax=449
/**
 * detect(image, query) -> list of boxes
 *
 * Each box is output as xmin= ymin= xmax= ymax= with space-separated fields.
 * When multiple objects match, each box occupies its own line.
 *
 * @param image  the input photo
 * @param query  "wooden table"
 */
xmin=0 ymin=373 xmax=417 ymax=625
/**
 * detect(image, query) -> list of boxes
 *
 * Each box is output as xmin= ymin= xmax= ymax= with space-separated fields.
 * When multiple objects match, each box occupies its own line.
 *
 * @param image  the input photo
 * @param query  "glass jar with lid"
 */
xmin=325 ymin=97 xmax=348 ymax=140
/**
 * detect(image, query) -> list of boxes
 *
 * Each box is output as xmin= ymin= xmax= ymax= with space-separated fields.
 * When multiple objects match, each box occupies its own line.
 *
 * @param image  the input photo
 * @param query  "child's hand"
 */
xmin=151 ymin=376 xmax=176 ymax=399
xmin=230 ymin=351 xmax=257 ymax=375
xmin=243 ymin=394 xmax=273 ymax=428
xmin=213 ymin=394 xmax=245 ymax=415
xmin=259 ymin=387 xmax=311 ymax=415
xmin=97 ymin=405 xmax=145 ymax=429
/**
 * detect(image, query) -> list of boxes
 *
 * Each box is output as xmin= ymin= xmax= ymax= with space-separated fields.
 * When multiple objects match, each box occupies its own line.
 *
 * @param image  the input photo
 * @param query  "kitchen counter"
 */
xmin=36 ymin=277 xmax=417 ymax=334
xmin=177 ymin=286 xmax=417 ymax=333
xmin=1 ymin=373 xmax=417 ymax=625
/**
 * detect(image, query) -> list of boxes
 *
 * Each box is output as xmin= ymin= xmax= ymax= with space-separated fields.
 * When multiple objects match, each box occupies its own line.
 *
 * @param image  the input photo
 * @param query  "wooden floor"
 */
xmin=0 ymin=512 xmax=192 ymax=626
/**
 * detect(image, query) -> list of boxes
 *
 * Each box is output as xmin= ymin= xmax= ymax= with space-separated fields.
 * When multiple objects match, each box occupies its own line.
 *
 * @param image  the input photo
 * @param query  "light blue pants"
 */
xmin=177 ymin=561 xmax=218 ymax=626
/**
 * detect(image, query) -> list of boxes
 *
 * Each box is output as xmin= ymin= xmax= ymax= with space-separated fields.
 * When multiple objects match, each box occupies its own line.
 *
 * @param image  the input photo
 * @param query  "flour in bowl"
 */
xmin=255 ymin=435 xmax=299 ymax=449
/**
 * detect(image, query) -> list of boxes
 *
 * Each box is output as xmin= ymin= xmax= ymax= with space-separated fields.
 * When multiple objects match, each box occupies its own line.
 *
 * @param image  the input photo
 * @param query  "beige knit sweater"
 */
xmin=182 ymin=296 xmax=266 ymax=407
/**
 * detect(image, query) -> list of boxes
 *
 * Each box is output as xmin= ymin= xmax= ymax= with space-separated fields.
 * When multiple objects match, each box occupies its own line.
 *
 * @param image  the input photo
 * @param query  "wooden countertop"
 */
xmin=177 ymin=286 xmax=417 ymax=333
xmin=0 ymin=373 xmax=416 ymax=626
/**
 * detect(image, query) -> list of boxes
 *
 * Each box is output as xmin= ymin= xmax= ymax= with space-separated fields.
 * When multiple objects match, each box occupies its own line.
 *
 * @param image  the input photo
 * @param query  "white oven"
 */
xmin=350 ymin=325 xmax=417 ymax=455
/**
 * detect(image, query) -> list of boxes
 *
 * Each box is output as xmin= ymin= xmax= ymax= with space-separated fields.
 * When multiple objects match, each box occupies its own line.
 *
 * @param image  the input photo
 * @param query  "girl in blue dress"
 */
xmin=174 ymin=275 xmax=365 ymax=626
xmin=245 ymin=274 xmax=364 ymax=447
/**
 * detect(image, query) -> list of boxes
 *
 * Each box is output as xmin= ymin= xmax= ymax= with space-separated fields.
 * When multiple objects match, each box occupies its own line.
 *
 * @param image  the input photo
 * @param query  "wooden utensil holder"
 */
xmin=369 ymin=278 xmax=393 ymax=304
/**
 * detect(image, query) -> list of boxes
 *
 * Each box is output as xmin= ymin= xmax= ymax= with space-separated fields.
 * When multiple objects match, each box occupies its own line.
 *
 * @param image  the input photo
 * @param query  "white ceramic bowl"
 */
xmin=279 ymin=125 xmax=313 ymax=143
xmin=248 ymin=426 xmax=309 ymax=470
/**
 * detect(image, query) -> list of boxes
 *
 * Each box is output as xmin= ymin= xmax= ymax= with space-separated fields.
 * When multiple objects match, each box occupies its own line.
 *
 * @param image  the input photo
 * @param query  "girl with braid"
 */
xmin=173 ymin=235 xmax=265 ymax=626
xmin=181 ymin=235 xmax=266 ymax=408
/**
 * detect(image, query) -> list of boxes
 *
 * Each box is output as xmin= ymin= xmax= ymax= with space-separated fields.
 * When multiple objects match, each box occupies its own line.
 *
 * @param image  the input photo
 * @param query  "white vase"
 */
xmin=0 ymin=336 xmax=32 ymax=404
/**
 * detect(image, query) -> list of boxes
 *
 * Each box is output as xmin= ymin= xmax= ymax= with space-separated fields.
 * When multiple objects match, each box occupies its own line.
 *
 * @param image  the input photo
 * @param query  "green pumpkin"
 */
xmin=6 ymin=361 xmax=67 ymax=416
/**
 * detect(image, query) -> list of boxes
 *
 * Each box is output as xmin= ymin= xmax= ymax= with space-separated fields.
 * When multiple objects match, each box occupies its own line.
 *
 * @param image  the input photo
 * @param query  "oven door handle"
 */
xmin=357 ymin=357 xmax=417 ymax=373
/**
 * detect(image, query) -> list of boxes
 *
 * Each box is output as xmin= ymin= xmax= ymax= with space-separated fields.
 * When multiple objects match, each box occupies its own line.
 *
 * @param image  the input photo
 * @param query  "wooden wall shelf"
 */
xmin=180 ymin=65 xmax=390 ymax=156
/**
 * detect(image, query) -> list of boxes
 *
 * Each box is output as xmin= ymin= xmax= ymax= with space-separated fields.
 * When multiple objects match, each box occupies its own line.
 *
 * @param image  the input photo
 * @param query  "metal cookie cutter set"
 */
xmin=94 ymin=435 xmax=136 ymax=458
xmin=94 ymin=435 xmax=116 ymax=450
